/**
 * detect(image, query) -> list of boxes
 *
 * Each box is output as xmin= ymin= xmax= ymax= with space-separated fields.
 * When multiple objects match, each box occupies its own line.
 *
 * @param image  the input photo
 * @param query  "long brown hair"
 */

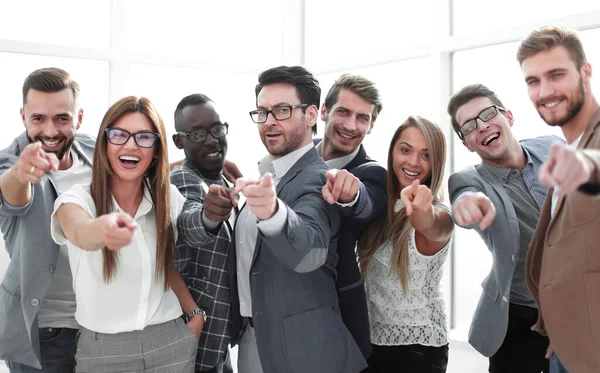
xmin=91 ymin=96 xmax=174 ymax=290
xmin=357 ymin=116 xmax=447 ymax=291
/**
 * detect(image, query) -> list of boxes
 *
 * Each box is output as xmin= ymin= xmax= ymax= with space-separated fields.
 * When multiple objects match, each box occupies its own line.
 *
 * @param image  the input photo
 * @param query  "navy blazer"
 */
xmin=314 ymin=139 xmax=387 ymax=359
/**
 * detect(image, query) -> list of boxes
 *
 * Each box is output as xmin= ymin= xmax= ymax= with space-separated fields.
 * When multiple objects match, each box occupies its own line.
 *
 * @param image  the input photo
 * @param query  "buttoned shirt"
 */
xmin=50 ymin=183 xmax=185 ymax=333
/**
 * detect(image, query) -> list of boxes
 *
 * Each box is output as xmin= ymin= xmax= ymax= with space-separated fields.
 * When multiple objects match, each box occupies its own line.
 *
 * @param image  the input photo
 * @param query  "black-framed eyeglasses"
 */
xmin=459 ymin=105 xmax=506 ymax=139
xmin=105 ymin=128 xmax=160 ymax=148
xmin=177 ymin=122 xmax=229 ymax=143
xmin=249 ymin=104 xmax=309 ymax=124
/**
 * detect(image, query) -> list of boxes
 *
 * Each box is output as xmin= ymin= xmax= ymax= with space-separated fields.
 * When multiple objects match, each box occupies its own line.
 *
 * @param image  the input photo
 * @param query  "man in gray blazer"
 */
xmin=233 ymin=65 xmax=366 ymax=373
xmin=0 ymin=68 xmax=95 ymax=372
xmin=447 ymin=84 xmax=559 ymax=373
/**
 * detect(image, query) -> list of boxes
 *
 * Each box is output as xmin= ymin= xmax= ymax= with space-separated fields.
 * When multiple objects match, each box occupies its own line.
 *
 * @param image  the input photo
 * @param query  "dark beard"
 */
xmin=27 ymin=135 xmax=74 ymax=161
xmin=539 ymin=78 xmax=585 ymax=127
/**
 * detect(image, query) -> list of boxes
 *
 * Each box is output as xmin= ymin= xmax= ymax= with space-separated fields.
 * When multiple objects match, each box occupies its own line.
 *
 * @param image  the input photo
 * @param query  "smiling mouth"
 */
xmin=40 ymin=138 xmax=64 ymax=148
xmin=482 ymin=133 xmax=500 ymax=146
xmin=337 ymin=130 xmax=356 ymax=140
xmin=403 ymin=168 xmax=420 ymax=177
xmin=541 ymin=99 xmax=563 ymax=108
xmin=119 ymin=155 xmax=140 ymax=166
xmin=206 ymin=150 xmax=222 ymax=158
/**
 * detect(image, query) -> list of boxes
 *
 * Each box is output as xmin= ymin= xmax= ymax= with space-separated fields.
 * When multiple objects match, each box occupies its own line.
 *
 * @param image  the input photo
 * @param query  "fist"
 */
xmin=101 ymin=213 xmax=138 ymax=251
xmin=400 ymin=179 xmax=434 ymax=216
xmin=539 ymin=142 xmax=594 ymax=197
xmin=13 ymin=142 xmax=59 ymax=184
xmin=322 ymin=169 xmax=360 ymax=204
xmin=235 ymin=173 xmax=277 ymax=220
xmin=452 ymin=192 xmax=496 ymax=230
xmin=203 ymin=184 xmax=239 ymax=222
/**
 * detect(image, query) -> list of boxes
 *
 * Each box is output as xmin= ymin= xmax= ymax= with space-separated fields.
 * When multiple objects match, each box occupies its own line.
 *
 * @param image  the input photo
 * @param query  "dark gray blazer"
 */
xmin=243 ymin=147 xmax=366 ymax=373
xmin=448 ymin=135 xmax=559 ymax=357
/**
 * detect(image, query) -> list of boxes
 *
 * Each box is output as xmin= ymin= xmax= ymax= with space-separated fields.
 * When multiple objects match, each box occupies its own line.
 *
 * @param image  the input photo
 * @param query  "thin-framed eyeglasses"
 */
xmin=177 ymin=122 xmax=229 ymax=143
xmin=249 ymin=104 xmax=309 ymax=124
xmin=459 ymin=105 xmax=506 ymax=139
xmin=105 ymin=128 xmax=160 ymax=148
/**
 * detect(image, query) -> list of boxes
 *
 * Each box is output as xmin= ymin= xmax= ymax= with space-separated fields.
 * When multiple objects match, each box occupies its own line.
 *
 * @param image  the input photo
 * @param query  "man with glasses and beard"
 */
xmin=447 ymin=84 xmax=560 ymax=373
xmin=0 ymin=67 xmax=95 ymax=372
xmin=519 ymin=25 xmax=600 ymax=373
xmin=171 ymin=93 xmax=240 ymax=373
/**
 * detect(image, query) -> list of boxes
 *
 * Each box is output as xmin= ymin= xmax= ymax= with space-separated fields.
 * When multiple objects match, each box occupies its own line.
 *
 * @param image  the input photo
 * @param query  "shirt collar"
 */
xmin=315 ymin=140 xmax=360 ymax=169
xmin=258 ymin=143 xmax=314 ymax=179
xmin=111 ymin=181 xmax=153 ymax=220
xmin=484 ymin=145 xmax=532 ymax=180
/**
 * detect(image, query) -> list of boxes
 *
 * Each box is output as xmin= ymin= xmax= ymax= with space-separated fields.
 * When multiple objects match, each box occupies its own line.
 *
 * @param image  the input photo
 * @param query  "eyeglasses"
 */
xmin=177 ymin=122 xmax=229 ymax=143
xmin=249 ymin=104 xmax=308 ymax=124
xmin=459 ymin=105 xmax=506 ymax=139
xmin=105 ymin=128 xmax=160 ymax=148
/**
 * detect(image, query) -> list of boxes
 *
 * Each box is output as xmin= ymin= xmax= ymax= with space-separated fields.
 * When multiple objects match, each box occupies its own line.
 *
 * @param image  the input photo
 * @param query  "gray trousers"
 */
xmin=237 ymin=322 xmax=264 ymax=373
xmin=76 ymin=317 xmax=197 ymax=373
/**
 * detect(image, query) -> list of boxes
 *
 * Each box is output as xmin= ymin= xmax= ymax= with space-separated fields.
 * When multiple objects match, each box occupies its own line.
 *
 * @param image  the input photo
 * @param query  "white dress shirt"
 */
xmin=50 ymin=183 xmax=186 ymax=334
xmin=551 ymin=133 xmax=583 ymax=216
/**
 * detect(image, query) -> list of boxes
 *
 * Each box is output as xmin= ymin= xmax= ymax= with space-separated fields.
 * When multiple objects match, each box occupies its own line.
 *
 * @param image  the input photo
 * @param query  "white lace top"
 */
xmin=365 ymin=225 xmax=451 ymax=347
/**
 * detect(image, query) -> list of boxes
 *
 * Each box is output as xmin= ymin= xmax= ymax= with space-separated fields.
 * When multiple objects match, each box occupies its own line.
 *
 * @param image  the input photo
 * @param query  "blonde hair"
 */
xmin=517 ymin=25 xmax=587 ymax=69
xmin=91 ymin=96 xmax=174 ymax=290
xmin=357 ymin=116 xmax=447 ymax=291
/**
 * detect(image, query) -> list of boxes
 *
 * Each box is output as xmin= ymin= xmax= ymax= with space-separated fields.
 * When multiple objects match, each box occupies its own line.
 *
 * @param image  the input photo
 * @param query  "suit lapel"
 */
xmin=345 ymin=144 xmax=374 ymax=171
xmin=548 ymin=108 xmax=600 ymax=229
xmin=250 ymin=147 xmax=320 ymax=268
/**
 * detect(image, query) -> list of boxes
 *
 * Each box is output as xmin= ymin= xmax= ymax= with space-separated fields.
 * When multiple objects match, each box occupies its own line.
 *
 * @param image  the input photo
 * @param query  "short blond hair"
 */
xmin=517 ymin=25 xmax=587 ymax=69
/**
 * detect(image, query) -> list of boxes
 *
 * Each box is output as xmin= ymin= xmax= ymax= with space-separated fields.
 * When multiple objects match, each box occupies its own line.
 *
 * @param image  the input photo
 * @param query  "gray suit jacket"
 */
xmin=448 ymin=135 xmax=559 ymax=357
xmin=244 ymin=147 xmax=366 ymax=373
xmin=0 ymin=132 xmax=95 ymax=368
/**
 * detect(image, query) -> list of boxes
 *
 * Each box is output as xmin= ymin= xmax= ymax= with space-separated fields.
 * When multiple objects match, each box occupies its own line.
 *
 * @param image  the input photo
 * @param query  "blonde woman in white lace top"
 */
xmin=358 ymin=116 xmax=454 ymax=373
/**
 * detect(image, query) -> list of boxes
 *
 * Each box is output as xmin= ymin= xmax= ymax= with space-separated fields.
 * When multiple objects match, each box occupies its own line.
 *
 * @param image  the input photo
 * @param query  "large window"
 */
xmin=124 ymin=64 xmax=262 ymax=176
xmin=1 ymin=2 xmax=600 ymax=369
xmin=0 ymin=53 xmax=109 ymax=149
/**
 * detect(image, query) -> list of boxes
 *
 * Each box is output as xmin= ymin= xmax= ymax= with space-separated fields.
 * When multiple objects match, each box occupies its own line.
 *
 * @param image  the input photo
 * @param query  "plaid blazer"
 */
xmin=172 ymin=161 xmax=240 ymax=371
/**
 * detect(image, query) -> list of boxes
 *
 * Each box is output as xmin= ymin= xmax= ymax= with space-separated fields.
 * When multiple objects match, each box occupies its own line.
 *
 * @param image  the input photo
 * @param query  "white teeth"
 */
xmin=338 ymin=132 xmax=354 ymax=139
xmin=119 ymin=155 xmax=140 ymax=161
xmin=207 ymin=151 xmax=219 ymax=157
xmin=43 ymin=140 xmax=59 ymax=147
xmin=483 ymin=134 xmax=499 ymax=145
xmin=403 ymin=169 xmax=419 ymax=176
xmin=544 ymin=101 xmax=560 ymax=108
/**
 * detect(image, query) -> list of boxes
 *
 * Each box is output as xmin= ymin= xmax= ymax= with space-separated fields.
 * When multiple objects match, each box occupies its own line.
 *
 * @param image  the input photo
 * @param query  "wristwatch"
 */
xmin=187 ymin=307 xmax=207 ymax=323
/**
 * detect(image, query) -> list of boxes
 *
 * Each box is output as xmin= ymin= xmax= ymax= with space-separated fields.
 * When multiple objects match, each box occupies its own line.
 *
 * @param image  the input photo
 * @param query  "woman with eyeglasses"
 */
xmin=51 ymin=96 xmax=202 ymax=372
xmin=358 ymin=116 xmax=454 ymax=373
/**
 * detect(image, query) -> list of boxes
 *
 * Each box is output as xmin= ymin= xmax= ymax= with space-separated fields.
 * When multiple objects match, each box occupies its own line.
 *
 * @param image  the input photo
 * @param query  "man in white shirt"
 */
xmin=0 ymin=68 xmax=95 ymax=372
xmin=233 ymin=65 xmax=366 ymax=373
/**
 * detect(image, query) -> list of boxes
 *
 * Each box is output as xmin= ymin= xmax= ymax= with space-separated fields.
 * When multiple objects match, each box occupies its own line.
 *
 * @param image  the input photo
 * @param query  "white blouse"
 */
xmin=365 ymin=226 xmax=451 ymax=347
xmin=51 ymin=183 xmax=186 ymax=334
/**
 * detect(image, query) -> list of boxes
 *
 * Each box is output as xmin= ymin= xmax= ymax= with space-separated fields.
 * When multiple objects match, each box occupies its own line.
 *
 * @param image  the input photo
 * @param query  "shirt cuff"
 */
xmin=257 ymin=198 xmax=287 ymax=236
xmin=202 ymin=210 xmax=221 ymax=231
xmin=335 ymin=189 xmax=360 ymax=207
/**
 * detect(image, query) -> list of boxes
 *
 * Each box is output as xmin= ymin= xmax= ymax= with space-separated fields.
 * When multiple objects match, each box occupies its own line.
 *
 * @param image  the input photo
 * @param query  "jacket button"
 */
xmin=49 ymin=265 xmax=56 ymax=273
xmin=502 ymin=296 xmax=508 ymax=303
xmin=31 ymin=298 xmax=40 ymax=307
